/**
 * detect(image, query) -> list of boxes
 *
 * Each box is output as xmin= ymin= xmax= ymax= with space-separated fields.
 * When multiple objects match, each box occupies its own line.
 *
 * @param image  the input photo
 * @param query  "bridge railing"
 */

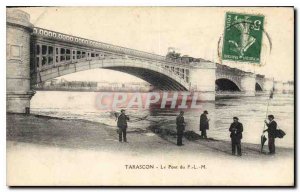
xmin=31 ymin=27 xmax=191 ymax=68
xmin=31 ymin=28 xmax=192 ymax=86
xmin=31 ymin=27 xmax=191 ymax=84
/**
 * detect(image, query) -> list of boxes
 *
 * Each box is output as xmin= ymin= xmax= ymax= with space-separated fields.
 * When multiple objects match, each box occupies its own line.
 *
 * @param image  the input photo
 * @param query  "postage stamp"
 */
xmin=222 ymin=12 xmax=265 ymax=63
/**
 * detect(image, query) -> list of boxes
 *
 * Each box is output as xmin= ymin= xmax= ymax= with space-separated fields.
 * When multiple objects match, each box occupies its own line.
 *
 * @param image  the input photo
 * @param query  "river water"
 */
xmin=31 ymin=91 xmax=294 ymax=148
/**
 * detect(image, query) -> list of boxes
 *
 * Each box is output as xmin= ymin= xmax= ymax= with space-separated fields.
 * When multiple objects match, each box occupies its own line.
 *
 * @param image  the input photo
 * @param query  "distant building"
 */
xmin=34 ymin=79 xmax=152 ymax=92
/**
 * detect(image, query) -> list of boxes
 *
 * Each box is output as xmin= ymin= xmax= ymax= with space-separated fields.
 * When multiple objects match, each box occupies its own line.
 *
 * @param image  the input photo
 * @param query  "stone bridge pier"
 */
xmin=283 ymin=82 xmax=294 ymax=94
xmin=263 ymin=78 xmax=275 ymax=92
xmin=7 ymin=9 xmax=35 ymax=113
xmin=241 ymin=73 xmax=256 ymax=96
xmin=189 ymin=61 xmax=216 ymax=101
xmin=274 ymin=81 xmax=284 ymax=93
xmin=255 ymin=75 xmax=275 ymax=93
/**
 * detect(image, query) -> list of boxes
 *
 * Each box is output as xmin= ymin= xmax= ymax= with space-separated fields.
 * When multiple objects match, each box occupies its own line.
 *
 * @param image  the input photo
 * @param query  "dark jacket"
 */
xmin=200 ymin=114 xmax=209 ymax=131
xmin=117 ymin=114 xmax=129 ymax=128
xmin=265 ymin=120 xmax=277 ymax=138
xmin=176 ymin=115 xmax=185 ymax=131
xmin=229 ymin=122 xmax=243 ymax=140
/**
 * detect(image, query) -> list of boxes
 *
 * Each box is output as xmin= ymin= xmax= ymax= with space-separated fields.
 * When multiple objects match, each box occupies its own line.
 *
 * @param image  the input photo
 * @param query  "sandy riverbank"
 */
xmin=6 ymin=114 xmax=294 ymax=186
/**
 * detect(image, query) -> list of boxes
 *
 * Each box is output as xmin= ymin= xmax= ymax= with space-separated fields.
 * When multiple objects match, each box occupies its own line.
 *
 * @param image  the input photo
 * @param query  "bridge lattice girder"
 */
xmin=31 ymin=27 xmax=191 ymax=90
xmin=30 ymin=27 xmax=263 ymax=92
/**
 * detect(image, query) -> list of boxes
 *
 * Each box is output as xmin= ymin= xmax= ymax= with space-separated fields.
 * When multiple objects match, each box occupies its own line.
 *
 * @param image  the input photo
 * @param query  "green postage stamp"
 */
xmin=222 ymin=12 xmax=265 ymax=63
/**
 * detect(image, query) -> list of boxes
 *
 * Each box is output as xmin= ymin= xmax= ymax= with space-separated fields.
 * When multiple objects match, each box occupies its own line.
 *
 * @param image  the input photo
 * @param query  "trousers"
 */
xmin=268 ymin=137 xmax=275 ymax=154
xmin=177 ymin=130 xmax=183 ymax=146
xmin=201 ymin=129 xmax=207 ymax=138
xmin=231 ymin=138 xmax=242 ymax=156
xmin=118 ymin=127 xmax=127 ymax=142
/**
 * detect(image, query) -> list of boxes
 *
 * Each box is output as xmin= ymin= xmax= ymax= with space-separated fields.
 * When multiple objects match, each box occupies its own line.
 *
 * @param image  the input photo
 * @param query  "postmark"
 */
xmin=222 ymin=12 xmax=265 ymax=63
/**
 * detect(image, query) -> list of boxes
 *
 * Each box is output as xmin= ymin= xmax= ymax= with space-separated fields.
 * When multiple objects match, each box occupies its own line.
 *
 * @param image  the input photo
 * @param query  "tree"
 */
xmin=166 ymin=51 xmax=181 ymax=60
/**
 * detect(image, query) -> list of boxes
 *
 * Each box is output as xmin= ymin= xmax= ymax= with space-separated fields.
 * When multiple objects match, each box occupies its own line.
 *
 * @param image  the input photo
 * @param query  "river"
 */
xmin=30 ymin=91 xmax=294 ymax=148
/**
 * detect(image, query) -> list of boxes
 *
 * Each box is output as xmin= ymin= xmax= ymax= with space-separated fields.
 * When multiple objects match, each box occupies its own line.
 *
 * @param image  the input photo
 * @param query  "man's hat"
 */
xmin=268 ymin=115 xmax=275 ymax=119
xmin=204 ymin=110 xmax=208 ymax=114
xmin=121 ymin=109 xmax=125 ymax=112
xmin=233 ymin=117 xmax=239 ymax=120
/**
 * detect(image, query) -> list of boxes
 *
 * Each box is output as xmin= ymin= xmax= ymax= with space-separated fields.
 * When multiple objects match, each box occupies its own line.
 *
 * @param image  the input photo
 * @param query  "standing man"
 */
xmin=176 ymin=111 xmax=186 ymax=146
xmin=200 ymin=110 xmax=209 ymax=139
xmin=229 ymin=117 xmax=243 ymax=156
xmin=117 ymin=109 xmax=130 ymax=143
xmin=263 ymin=115 xmax=277 ymax=154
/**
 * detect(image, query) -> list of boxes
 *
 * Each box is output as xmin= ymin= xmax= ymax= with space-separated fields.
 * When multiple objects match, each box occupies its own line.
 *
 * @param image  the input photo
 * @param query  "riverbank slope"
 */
xmin=7 ymin=114 xmax=294 ymax=186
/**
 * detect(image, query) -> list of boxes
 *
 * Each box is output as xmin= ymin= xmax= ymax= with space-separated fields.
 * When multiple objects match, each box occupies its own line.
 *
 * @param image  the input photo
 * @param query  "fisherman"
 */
xmin=263 ymin=115 xmax=277 ymax=154
xmin=200 ymin=110 xmax=209 ymax=139
xmin=117 ymin=109 xmax=130 ymax=142
xmin=229 ymin=117 xmax=243 ymax=156
xmin=176 ymin=111 xmax=186 ymax=146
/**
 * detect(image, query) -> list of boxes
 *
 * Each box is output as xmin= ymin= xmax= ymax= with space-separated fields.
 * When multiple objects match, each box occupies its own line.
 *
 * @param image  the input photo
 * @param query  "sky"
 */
xmin=18 ymin=7 xmax=294 ymax=82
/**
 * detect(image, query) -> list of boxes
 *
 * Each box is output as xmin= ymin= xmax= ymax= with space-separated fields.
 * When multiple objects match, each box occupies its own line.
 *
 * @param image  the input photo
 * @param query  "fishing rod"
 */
xmin=131 ymin=116 xmax=160 ymax=123
xmin=262 ymin=97 xmax=271 ymax=132
xmin=113 ymin=111 xmax=160 ymax=123
xmin=262 ymin=84 xmax=274 ymax=133
xmin=260 ymin=85 xmax=274 ymax=153
xmin=129 ymin=115 xmax=167 ymax=124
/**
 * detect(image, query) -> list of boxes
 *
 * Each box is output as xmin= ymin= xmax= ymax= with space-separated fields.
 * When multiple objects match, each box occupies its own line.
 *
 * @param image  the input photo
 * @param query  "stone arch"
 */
xmin=215 ymin=78 xmax=241 ymax=91
xmin=255 ymin=82 xmax=263 ymax=91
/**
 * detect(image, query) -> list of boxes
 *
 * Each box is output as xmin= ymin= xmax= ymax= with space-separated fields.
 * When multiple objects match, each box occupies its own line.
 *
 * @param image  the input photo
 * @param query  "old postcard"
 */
xmin=6 ymin=7 xmax=294 ymax=186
